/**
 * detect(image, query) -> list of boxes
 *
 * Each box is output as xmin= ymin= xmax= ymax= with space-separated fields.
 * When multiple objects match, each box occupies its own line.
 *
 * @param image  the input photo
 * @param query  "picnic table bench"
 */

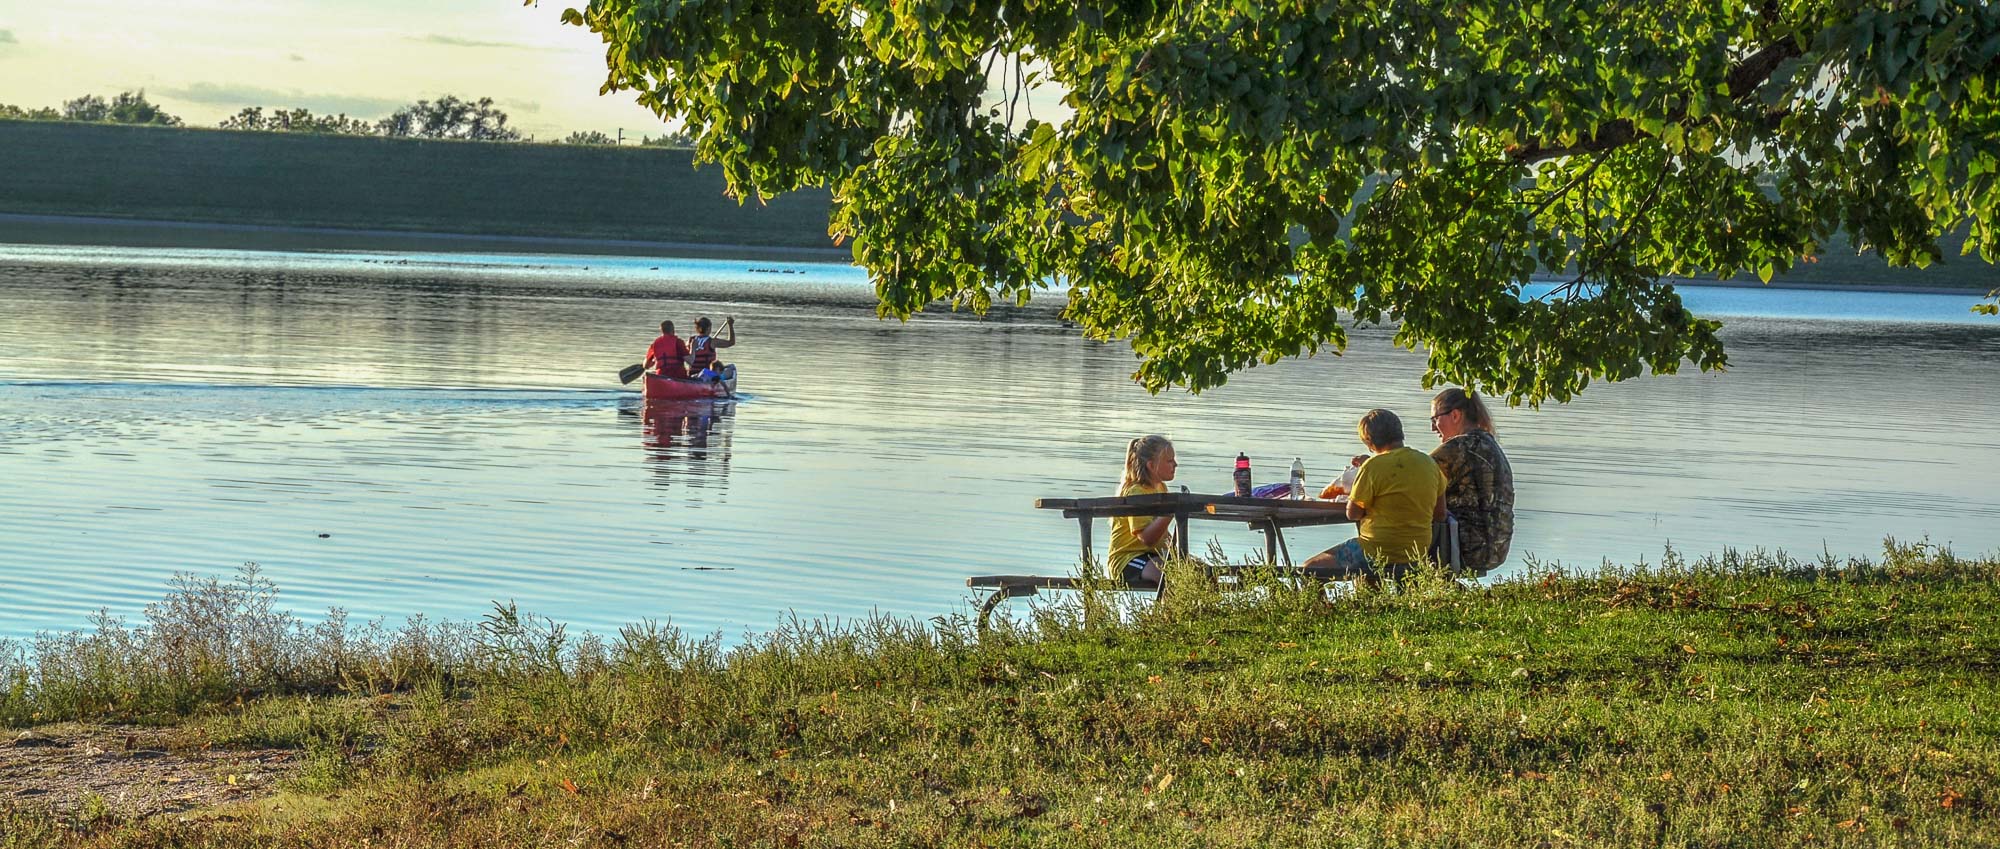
xmin=967 ymin=491 xmax=1397 ymax=630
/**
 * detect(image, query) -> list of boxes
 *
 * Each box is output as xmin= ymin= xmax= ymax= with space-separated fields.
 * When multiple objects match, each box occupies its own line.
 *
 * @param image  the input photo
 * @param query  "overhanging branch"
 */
xmin=1507 ymin=40 xmax=1805 ymax=164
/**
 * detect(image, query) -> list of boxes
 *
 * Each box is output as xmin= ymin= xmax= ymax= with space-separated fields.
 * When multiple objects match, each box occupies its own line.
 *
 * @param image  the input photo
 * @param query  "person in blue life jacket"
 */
xmin=687 ymin=316 xmax=737 ymax=381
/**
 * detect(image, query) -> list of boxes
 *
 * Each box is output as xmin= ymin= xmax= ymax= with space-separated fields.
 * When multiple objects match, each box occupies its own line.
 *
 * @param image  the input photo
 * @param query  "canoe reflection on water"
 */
xmin=617 ymin=397 xmax=735 ymax=488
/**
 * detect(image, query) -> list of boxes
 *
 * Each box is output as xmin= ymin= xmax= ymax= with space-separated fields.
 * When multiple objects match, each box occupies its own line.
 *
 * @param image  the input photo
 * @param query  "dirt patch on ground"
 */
xmin=1 ymin=724 xmax=296 ymax=818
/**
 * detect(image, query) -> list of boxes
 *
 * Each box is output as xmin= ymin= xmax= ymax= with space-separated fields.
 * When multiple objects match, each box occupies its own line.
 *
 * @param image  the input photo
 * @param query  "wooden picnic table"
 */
xmin=963 ymin=491 xmax=1357 ymax=630
xmin=1034 ymin=490 xmax=1355 ymax=567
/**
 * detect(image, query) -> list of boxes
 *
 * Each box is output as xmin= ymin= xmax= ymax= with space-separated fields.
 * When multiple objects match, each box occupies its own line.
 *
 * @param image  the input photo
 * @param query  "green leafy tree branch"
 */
xmin=550 ymin=0 xmax=2000 ymax=402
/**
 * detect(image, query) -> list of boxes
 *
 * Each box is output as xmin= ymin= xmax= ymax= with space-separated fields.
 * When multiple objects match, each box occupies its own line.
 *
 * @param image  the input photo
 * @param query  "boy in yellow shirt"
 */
xmin=1304 ymin=409 xmax=1446 ymax=580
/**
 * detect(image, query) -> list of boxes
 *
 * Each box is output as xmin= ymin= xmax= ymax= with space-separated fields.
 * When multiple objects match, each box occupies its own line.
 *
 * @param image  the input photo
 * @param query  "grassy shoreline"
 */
xmin=4 ymin=542 xmax=1997 ymax=846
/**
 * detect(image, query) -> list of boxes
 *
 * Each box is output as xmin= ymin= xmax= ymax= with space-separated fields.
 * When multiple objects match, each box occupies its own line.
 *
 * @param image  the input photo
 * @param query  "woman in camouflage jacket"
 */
xmin=1429 ymin=388 xmax=1514 ymax=574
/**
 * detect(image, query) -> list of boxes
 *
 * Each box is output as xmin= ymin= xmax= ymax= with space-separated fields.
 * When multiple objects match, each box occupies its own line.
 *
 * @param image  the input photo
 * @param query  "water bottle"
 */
xmin=1233 ymin=453 xmax=1252 ymax=497
xmin=1290 ymin=457 xmax=1306 ymax=499
xmin=1334 ymin=459 xmax=1360 ymax=499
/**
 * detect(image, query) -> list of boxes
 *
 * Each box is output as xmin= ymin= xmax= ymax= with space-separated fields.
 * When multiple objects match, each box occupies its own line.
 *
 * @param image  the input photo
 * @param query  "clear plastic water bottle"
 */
xmin=1233 ymin=453 xmax=1252 ymax=497
xmin=1334 ymin=459 xmax=1361 ymax=499
xmin=1290 ymin=457 xmax=1306 ymax=499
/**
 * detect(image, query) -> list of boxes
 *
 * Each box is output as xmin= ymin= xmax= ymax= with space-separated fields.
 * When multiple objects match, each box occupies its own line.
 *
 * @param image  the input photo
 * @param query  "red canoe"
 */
xmin=642 ymin=364 xmax=736 ymax=401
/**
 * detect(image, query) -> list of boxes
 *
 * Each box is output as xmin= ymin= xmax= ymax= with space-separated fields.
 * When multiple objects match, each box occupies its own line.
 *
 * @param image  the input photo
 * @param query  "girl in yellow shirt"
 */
xmin=1107 ymin=435 xmax=1177 ymax=586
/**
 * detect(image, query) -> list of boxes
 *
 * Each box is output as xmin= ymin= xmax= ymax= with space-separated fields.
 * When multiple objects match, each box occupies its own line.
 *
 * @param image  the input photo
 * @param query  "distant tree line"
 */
xmin=218 ymin=107 xmax=376 ymax=136
xmin=0 ymin=91 xmax=182 ymax=125
xmin=225 ymin=95 xmax=524 ymax=141
xmin=1 ymin=89 xmax=693 ymax=147
xmin=640 ymin=132 xmax=694 ymax=148
xmin=559 ymin=130 xmax=696 ymax=147
xmin=373 ymin=95 xmax=521 ymax=141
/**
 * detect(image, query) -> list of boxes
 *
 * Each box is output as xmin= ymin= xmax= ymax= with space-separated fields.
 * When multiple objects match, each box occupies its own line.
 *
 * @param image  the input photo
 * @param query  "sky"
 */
xmin=0 ymin=0 xmax=665 ymax=140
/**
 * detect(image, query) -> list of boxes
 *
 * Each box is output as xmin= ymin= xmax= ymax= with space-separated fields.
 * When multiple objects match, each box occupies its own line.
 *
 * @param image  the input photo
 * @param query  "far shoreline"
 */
xmin=0 ymin=212 xmax=853 ymax=266
xmin=3 ymin=211 xmax=1994 ymax=298
xmin=1540 ymin=273 xmax=1986 ymax=298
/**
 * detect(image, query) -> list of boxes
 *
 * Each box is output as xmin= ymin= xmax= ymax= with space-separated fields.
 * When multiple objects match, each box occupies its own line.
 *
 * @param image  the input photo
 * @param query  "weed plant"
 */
xmin=3 ymin=540 xmax=1997 ymax=847
xmin=0 ymin=565 xmax=472 ymax=726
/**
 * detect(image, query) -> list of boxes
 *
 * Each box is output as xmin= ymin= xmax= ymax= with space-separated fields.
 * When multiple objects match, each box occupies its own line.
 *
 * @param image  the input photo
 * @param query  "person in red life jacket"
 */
xmin=645 ymin=320 xmax=691 ymax=379
xmin=687 ymin=316 xmax=736 ymax=381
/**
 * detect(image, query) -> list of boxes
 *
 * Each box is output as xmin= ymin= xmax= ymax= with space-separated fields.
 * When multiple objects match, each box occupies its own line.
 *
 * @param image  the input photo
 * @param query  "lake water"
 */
xmin=2 ymin=244 xmax=1997 ymax=641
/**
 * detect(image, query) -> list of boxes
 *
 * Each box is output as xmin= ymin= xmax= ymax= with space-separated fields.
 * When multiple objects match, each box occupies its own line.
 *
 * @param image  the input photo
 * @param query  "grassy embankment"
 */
xmin=3 ymin=120 xmax=1999 ymax=292
xmin=0 ymin=121 xmax=837 ymax=257
xmin=2 ymin=542 xmax=1997 ymax=847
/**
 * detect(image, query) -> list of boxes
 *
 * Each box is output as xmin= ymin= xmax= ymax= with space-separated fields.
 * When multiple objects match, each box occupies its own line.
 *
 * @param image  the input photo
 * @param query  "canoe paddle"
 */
xmin=618 ymin=363 xmax=645 ymax=384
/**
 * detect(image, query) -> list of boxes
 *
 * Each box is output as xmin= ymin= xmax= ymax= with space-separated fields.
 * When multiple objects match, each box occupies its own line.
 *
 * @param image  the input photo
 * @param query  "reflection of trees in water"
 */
xmin=617 ymin=398 xmax=734 ymax=495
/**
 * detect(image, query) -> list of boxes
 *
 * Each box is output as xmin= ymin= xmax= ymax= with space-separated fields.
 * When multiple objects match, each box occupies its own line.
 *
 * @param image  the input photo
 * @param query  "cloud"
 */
xmin=159 ymin=83 xmax=405 ymax=119
xmin=414 ymin=34 xmax=550 ymax=51
xmin=0 ymin=29 xmax=17 ymax=45
xmin=500 ymin=99 xmax=542 ymax=114
xmin=288 ymin=53 xmax=305 ymax=62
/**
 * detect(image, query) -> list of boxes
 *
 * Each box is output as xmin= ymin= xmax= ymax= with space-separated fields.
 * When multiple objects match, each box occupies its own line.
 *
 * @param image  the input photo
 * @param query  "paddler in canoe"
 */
xmin=618 ymin=319 xmax=739 ymax=400
xmin=687 ymin=316 xmax=736 ymax=382
xmin=645 ymin=320 xmax=692 ymax=380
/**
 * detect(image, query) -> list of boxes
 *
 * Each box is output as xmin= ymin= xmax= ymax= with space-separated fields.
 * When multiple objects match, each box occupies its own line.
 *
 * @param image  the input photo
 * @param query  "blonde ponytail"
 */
xmin=1121 ymin=434 xmax=1173 ymax=491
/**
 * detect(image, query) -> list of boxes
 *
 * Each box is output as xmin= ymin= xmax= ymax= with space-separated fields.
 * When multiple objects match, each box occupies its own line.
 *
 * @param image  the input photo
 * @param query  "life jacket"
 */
xmin=688 ymin=335 xmax=717 ymax=371
xmin=647 ymin=335 xmax=688 ymax=378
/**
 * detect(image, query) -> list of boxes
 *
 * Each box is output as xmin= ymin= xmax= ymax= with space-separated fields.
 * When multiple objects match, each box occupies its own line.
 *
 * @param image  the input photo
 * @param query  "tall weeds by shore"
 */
xmin=4 ymin=540 xmax=1997 ymax=847
xmin=0 ymin=565 xmax=472 ymax=726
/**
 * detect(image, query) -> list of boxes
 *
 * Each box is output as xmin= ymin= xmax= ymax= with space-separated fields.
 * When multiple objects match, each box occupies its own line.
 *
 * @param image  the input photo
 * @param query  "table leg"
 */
xmin=1078 ymin=516 xmax=1093 ymax=566
xmin=1264 ymin=523 xmax=1278 ymax=566
xmin=1175 ymin=512 xmax=1190 ymax=558
xmin=976 ymin=584 xmax=1038 ymax=633
xmin=976 ymin=589 xmax=1008 ymax=633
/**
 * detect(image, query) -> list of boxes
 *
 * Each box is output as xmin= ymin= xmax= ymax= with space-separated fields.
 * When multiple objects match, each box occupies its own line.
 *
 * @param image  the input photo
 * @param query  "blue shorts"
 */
xmin=1323 ymin=538 xmax=1373 ymax=572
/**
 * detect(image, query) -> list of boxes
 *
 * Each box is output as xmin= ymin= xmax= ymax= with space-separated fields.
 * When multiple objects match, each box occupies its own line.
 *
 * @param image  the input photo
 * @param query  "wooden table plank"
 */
xmin=1038 ymin=491 xmax=1352 ymax=521
xmin=1202 ymin=501 xmax=1349 ymax=523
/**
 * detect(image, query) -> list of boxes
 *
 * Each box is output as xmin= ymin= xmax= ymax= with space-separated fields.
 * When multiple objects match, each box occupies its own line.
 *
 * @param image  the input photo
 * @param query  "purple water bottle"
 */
xmin=1233 ymin=452 xmax=1252 ymax=497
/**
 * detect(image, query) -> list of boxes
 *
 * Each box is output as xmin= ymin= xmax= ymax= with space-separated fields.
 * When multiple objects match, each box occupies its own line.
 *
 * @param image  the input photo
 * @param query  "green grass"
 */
xmin=0 ymin=121 xmax=834 ymax=248
xmin=3 ymin=541 xmax=1998 ymax=846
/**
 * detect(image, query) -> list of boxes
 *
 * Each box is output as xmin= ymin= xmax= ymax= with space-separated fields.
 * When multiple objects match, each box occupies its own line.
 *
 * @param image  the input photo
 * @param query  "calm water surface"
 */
xmin=2 ymin=244 xmax=1997 ymax=640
